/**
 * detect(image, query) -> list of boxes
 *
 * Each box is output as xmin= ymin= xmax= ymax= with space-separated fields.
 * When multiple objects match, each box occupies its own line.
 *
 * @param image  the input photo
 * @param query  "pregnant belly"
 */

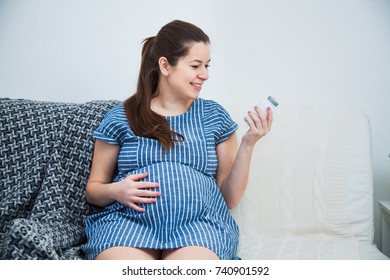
xmin=117 ymin=162 xmax=217 ymax=223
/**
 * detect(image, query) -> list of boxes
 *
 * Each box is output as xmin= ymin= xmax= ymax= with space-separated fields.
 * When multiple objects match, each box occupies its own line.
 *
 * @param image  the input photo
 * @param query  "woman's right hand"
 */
xmin=111 ymin=172 xmax=160 ymax=212
xmin=86 ymin=140 xmax=160 ymax=212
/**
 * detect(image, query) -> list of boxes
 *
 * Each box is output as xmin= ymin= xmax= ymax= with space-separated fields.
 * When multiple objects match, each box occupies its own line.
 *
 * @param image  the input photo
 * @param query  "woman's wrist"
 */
xmin=239 ymin=139 xmax=256 ymax=153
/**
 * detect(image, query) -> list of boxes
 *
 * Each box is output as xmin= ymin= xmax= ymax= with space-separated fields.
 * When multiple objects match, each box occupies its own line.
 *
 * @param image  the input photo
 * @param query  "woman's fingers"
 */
xmin=245 ymin=108 xmax=266 ymax=132
xmin=128 ymin=202 xmax=147 ymax=212
xmin=126 ymin=172 xmax=149 ymax=181
xmin=128 ymin=190 xmax=160 ymax=212
xmin=125 ymin=172 xmax=159 ymax=189
xmin=121 ymin=172 xmax=161 ymax=212
xmin=137 ymin=189 xmax=161 ymax=198
xmin=253 ymin=106 xmax=269 ymax=131
xmin=250 ymin=106 xmax=273 ymax=131
xmin=243 ymin=106 xmax=274 ymax=145
xmin=266 ymin=107 xmax=273 ymax=128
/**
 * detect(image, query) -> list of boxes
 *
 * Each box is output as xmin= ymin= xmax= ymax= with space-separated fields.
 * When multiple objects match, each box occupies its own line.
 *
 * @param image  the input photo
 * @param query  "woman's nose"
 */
xmin=198 ymin=68 xmax=209 ymax=80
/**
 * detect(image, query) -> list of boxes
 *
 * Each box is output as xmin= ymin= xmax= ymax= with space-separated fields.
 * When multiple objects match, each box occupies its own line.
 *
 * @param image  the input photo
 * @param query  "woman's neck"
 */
xmin=151 ymin=95 xmax=193 ymax=117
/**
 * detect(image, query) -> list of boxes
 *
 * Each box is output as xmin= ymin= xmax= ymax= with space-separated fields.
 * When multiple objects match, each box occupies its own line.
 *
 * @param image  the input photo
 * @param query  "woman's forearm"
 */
xmin=219 ymin=106 xmax=273 ymax=209
xmin=219 ymin=141 xmax=255 ymax=209
xmin=86 ymin=181 xmax=117 ymax=207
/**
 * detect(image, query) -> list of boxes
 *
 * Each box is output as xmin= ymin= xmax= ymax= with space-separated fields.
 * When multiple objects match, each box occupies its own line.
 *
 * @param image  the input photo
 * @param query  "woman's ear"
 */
xmin=158 ymin=57 xmax=170 ymax=76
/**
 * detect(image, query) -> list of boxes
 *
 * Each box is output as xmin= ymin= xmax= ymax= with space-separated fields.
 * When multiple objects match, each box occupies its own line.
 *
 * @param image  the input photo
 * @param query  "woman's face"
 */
xmin=165 ymin=42 xmax=210 ymax=100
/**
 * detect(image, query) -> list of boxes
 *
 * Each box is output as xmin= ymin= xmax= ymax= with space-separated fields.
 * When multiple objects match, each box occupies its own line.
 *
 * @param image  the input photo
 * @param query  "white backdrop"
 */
xmin=1 ymin=0 xmax=389 ymax=248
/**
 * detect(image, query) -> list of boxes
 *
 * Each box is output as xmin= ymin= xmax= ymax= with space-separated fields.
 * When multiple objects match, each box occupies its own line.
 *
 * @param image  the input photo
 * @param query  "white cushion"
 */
xmin=230 ymin=106 xmax=380 ymax=259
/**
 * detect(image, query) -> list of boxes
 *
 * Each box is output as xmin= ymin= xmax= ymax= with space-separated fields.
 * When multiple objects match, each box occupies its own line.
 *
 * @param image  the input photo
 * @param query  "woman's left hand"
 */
xmin=242 ymin=106 xmax=273 ymax=146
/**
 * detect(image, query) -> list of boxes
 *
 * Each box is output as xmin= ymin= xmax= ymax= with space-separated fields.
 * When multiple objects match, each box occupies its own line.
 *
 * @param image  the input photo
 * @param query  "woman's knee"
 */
xmin=161 ymin=246 xmax=219 ymax=260
xmin=95 ymin=246 xmax=161 ymax=260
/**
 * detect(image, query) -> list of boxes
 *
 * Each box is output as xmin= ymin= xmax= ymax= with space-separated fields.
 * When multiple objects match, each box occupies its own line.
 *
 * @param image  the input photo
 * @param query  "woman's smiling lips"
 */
xmin=190 ymin=82 xmax=203 ymax=90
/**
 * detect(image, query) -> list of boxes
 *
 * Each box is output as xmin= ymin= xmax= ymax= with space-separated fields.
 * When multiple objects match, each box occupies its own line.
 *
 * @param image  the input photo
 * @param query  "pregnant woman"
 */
xmin=81 ymin=20 xmax=273 ymax=260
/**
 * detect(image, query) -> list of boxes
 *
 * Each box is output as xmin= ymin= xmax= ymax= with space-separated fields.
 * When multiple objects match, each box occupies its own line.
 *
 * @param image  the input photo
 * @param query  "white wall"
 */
xmin=1 ymin=0 xmax=390 ymax=248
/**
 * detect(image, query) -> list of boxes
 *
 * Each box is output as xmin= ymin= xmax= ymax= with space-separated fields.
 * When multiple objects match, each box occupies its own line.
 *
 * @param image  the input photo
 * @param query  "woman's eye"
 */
xmin=191 ymin=65 xmax=210 ymax=69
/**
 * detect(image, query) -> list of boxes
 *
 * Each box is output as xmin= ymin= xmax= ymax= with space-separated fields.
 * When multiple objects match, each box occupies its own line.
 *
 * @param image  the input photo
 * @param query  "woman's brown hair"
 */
xmin=124 ymin=20 xmax=210 ymax=152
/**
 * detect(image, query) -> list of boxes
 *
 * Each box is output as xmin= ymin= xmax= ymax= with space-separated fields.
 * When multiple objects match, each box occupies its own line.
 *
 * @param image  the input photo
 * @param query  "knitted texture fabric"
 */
xmin=0 ymin=98 xmax=120 ymax=259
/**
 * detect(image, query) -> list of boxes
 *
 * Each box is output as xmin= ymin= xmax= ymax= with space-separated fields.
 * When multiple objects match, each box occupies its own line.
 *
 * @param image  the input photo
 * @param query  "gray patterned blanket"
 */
xmin=0 ymin=98 xmax=119 ymax=259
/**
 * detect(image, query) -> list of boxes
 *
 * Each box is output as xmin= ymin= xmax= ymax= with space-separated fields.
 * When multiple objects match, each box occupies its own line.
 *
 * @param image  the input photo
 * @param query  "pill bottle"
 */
xmin=258 ymin=96 xmax=279 ymax=117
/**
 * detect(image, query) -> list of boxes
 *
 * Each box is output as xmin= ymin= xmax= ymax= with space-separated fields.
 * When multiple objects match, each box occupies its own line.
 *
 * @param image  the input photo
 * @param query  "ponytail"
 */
xmin=124 ymin=36 xmax=184 ymax=152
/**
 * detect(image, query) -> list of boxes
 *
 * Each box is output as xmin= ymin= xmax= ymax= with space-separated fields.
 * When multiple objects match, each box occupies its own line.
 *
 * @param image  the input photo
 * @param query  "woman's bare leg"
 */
xmin=161 ymin=246 xmax=220 ymax=260
xmin=95 ymin=246 xmax=160 ymax=260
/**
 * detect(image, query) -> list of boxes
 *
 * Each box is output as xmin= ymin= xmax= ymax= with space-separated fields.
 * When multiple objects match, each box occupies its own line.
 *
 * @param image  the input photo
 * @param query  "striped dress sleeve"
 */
xmin=204 ymin=99 xmax=238 ymax=145
xmin=93 ymin=104 xmax=129 ymax=145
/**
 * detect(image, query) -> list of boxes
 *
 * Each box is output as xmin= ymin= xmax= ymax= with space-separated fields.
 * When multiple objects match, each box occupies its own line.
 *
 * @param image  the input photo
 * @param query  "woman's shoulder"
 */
xmin=199 ymin=98 xmax=238 ymax=143
xmin=97 ymin=102 xmax=130 ymax=133
xmin=200 ymin=98 xmax=231 ymax=117
xmin=94 ymin=102 xmax=134 ymax=143
xmin=102 ymin=103 xmax=127 ymax=123
xmin=199 ymin=98 xmax=219 ymax=107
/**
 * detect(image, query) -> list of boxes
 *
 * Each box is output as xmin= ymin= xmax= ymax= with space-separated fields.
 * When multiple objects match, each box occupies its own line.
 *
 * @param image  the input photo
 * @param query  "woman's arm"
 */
xmin=216 ymin=106 xmax=273 ymax=209
xmin=86 ymin=139 xmax=160 ymax=212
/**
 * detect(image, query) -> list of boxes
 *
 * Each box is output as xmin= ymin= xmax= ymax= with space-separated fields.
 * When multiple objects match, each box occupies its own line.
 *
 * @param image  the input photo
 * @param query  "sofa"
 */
xmin=0 ymin=98 xmax=388 ymax=259
xmin=0 ymin=98 xmax=119 ymax=259
xmin=230 ymin=105 xmax=388 ymax=259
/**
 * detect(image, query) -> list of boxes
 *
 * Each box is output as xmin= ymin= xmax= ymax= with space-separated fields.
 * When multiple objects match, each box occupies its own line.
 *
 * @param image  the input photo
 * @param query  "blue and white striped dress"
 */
xmin=81 ymin=98 xmax=240 ymax=260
